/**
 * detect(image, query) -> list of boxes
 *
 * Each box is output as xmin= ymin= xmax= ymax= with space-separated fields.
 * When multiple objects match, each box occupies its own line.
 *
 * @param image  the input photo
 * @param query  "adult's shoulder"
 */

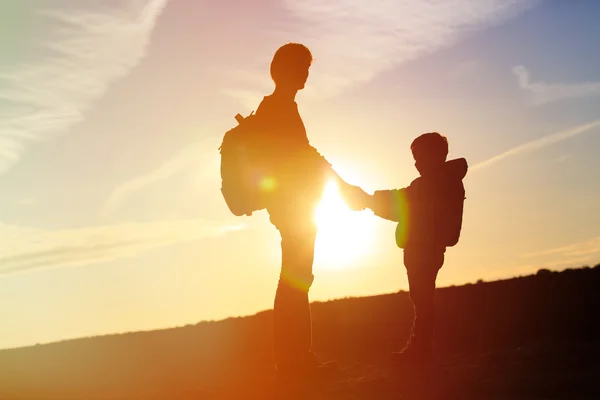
xmin=257 ymin=94 xmax=296 ymax=113
xmin=258 ymin=94 xmax=290 ymax=116
xmin=255 ymin=95 xmax=271 ymax=114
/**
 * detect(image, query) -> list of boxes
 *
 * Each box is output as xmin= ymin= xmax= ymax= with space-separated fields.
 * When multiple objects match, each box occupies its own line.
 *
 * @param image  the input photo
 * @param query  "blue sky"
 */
xmin=1 ymin=0 xmax=599 ymax=350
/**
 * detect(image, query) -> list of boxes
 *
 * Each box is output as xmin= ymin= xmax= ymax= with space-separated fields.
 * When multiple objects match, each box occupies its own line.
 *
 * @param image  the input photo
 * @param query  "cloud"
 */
xmin=490 ymin=237 xmax=600 ymax=279
xmin=554 ymin=153 xmax=570 ymax=164
xmin=519 ymin=236 xmax=600 ymax=271
xmin=103 ymin=137 xmax=220 ymax=215
xmin=223 ymin=0 xmax=540 ymax=107
xmin=523 ymin=236 xmax=600 ymax=259
xmin=0 ymin=218 xmax=243 ymax=276
xmin=0 ymin=0 xmax=169 ymax=175
xmin=111 ymin=0 xmax=543 ymax=206
xmin=513 ymin=65 xmax=600 ymax=105
xmin=471 ymin=119 xmax=600 ymax=171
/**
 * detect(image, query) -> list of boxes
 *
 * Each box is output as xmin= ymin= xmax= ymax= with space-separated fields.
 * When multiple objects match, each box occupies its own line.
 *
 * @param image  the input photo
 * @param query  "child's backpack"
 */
xmin=435 ymin=158 xmax=468 ymax=247
xmin=441 ymin=180 xmax=465 ymax=247
xmin=387 ymin=158 xmax=467 ymax=249
xmin=218 ymin=112 xmax=267 ymax=216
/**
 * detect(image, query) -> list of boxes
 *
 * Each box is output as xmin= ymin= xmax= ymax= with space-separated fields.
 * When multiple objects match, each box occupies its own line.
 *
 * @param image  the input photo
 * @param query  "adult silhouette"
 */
xmin=253 ymin=43 xmax=366 ymax=382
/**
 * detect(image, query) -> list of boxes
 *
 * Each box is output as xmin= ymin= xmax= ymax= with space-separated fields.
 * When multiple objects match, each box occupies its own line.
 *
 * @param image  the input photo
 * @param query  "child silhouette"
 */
xmin=368 ymin=132 xmax=468 ymax=365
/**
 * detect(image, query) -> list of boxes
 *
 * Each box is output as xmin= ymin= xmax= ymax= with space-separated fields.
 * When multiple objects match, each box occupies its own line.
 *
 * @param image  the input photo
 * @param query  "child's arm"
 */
xmin=369 ymin=188 xmax=409 ymax=222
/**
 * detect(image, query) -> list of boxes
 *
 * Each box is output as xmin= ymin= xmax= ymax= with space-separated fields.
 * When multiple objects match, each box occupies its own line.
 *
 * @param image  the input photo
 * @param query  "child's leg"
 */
xmin=403 ymin=250 xmax=445 ymax=352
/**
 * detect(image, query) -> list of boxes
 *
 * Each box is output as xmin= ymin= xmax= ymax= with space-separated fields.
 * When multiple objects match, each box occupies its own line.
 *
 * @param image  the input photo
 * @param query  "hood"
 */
xmin=442 ymin=158 xmax=468 ymax=180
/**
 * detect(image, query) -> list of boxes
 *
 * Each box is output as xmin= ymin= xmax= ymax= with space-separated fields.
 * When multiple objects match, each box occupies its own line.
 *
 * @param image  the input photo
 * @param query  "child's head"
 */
xmin=411 ymin=132 xmax=448 ymax=175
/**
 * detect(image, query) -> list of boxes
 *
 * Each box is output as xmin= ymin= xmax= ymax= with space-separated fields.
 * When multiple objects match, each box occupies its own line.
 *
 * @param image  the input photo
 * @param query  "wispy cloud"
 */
xmin=0 ymin=218 xmax=243 ymax=276
xmin=519 ymin=236 xmax=600 ymax=271
xmin=486 ymin=237 xmax=600 ymax=279
xmin=0 ymin=1 xmax=168 ymax=175
xmin=513 ymin=65 xmax=600 ymax=105
xmin=524 ymin=236 xmax=600 ymax=259
xmin=472 ymin=119 xmax=600 ymax=171
xmin=224 ymin=0 xmax=540 ymax=108
xmin=554 ymin=153 xmax=570 ymax=164
xmin=127 ymin=0 xmax=541 ymax=201
xmin=103 ymin=137 xmax=220 ymax=215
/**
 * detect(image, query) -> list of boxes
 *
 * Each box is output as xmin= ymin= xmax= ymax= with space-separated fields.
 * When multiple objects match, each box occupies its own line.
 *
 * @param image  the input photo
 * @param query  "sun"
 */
xmin=314 ymin=180 xmax=375 ymax=269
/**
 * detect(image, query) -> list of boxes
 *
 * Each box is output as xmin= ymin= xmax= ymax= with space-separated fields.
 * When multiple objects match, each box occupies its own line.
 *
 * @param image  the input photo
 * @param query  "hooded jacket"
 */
xmin=372 ymin=158 xmax=468 ymax=253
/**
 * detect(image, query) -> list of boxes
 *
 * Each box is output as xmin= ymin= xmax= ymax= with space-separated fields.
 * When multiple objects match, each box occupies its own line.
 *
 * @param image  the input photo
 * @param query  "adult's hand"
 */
xmin=329 ymin=170 xmax=369 ymax=210
xmin=339 ymin=183 xmax=370 ymax=211
xmin=347 ymin=185 xmax=371 ymax=211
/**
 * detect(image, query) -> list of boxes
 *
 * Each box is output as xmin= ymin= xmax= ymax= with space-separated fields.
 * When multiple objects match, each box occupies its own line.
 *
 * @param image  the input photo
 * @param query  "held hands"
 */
xmin=339 ymin=182 xmax=372 ymax=211
xmin=330 ymin=170 xmax=372 ymax=211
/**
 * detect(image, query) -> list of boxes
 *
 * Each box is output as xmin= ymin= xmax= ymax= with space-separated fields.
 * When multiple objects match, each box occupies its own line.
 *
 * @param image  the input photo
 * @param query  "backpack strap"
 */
xmin=218 ymin=111 xmax=255 ymax=151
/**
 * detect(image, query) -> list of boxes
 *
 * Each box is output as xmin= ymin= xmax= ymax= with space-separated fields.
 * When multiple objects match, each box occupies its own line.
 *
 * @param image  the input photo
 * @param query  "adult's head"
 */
xmin=411 ymin=132 xmax=449 ymax=175
xmin=270 ymin=43 xmax=313 ymax=91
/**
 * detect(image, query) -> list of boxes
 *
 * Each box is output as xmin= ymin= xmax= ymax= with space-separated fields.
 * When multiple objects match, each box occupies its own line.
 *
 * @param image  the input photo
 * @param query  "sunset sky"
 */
xmin=1 ymin=0 xmax=600 ymax=350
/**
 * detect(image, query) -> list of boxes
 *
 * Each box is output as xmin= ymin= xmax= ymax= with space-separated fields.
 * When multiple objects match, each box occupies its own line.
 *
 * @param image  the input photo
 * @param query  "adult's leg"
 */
xmin=273 ymin=218 xmax=318 ymax=373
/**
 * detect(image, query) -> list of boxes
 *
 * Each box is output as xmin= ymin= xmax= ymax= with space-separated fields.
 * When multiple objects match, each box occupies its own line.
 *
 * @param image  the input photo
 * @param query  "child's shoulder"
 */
xmin=407 ymin=174 xmax=444 ymax=199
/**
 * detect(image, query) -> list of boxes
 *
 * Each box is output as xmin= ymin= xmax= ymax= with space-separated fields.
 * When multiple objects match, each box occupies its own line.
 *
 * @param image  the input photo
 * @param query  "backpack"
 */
xmin=393 ymin=181 xmax=465 ymax=249
xmin=440 ymin=181 xmax=465 ymax=247
xmin=218 ymin=112 xmax=266 ymax=216
xmin=392 ymin=158 xmax=468 ymax=249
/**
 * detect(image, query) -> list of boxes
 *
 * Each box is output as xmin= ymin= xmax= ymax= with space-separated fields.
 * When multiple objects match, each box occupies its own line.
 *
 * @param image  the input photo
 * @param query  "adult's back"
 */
xmin=254 ymin=93 xmax=331 ymax=219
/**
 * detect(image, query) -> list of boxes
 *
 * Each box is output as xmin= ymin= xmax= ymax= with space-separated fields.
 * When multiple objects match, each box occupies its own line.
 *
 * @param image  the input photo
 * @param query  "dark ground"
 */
xmin=1 ymin=266 xmax=599 ymax=399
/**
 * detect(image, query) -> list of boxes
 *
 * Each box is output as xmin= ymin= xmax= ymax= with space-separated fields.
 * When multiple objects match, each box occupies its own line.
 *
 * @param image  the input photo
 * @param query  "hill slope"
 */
xmin=1 ymin=266 xmax=599 ymax=399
